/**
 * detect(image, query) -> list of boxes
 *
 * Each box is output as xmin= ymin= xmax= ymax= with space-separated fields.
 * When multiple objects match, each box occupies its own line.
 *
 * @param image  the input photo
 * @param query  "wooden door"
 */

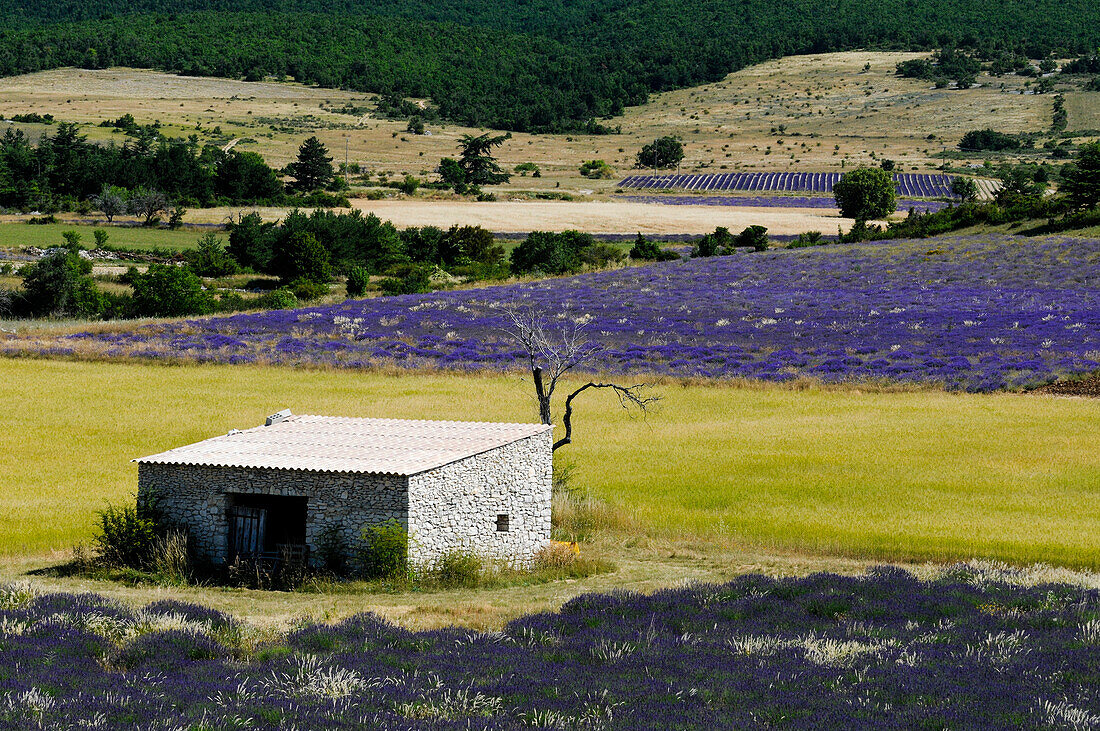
xmin=229 ymin=506 xmax=267 ymax=560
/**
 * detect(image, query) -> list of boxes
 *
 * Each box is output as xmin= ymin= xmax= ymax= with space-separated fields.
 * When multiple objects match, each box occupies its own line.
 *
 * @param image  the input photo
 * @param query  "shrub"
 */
xmin=271 ymin=231 xmax=332 ymax=285
xmin=93 ymin=499 xmax=162 ymax=570
xmin=345 ymin=265 xmax=370 ymax=297
xmin=692 ymin=226 xmax=733 ymax=257
xmin=429 ymin=550 xmax=483 ymax=589
xmin=185 ymin=232 xmax=239 ymax=277
xmin=578 ymin=242 xmax=625 ymax=268
xmin=215 ymin=292 xmax=247 ymax=312
xmin=959 ymin=129 xmax=1022 ymax=152
xmin=398 ymin=175 xmax=420 ymax=195
xmin=258 ymin=287 xmax=298 ymax=309
xmin=129 ymin=264 xmax=214 ymax=317
xmin=789 ymin=231 xmax=825 ymax=248
xmin=579 ymin=159 xmax=614 ymax=179
xmin=510 ymin=230 xmax=601 ymax=275
xmin=629 ymin=232 xmax=679 ymax=261
xmin=357 ymin=519 xmax=408 ymax=580
xmin=532 ymin=542 xmax=581 ymax=570
xmin=151 ymin=529 xmax=193 ymax=583
xmin=18 ymin=246 xmax=105 ymax=318
xmin=377 ymin=264 xmax=433 ymax=296
xmin=734 ymin=225 xmax=769 ymax=251
xmin=287 ymin=277 xmax=329 ymax=301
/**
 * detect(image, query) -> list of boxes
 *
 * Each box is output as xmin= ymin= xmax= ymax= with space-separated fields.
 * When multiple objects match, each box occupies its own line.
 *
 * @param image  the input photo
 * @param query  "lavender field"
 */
xmin=617 ymin=172 xmax=957 ymax=197
xmin=614 ymin=194 xmax=950 ymax=213
xmin=7 ymin=234 xmax=1099 ymax=392
xmin=2 ymin=564 xmax=1098 ymax=729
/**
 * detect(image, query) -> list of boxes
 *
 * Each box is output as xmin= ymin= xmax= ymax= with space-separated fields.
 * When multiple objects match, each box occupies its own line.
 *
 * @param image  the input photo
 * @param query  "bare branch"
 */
xmin=501 ymin=303 xmax=659 ymax=451
xmin=554 ymin=382 xmax=659 ymax=451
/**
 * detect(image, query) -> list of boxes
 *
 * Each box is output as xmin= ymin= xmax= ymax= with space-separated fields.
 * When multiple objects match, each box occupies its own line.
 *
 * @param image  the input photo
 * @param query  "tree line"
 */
xmin=0 ymin=125 xmax=344 ymax=214
xmin=1 ymin=0 xmax=1099 ymax=132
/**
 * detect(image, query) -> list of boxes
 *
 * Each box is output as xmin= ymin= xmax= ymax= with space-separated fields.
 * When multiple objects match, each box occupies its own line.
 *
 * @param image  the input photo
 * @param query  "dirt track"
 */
xmin=348 ymin=199 xmax=853 ymax=235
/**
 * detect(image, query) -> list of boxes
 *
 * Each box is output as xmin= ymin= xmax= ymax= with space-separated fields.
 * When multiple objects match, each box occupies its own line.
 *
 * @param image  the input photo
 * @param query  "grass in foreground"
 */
xmin=1 ymin=359 xmax=1098 ymax=570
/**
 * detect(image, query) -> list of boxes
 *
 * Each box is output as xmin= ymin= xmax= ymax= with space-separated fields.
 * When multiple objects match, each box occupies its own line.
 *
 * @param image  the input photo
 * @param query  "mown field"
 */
xmin=0 ymin=222 xmax=220 ymax=251
xmin=2 ymin=359 xmax=1097 ymax=569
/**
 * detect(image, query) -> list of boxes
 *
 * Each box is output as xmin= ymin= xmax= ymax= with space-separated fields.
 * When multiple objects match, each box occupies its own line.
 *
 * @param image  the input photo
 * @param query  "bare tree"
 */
xmin=127 ymin=187 xmax=168 ymax=227
xmin=91 ymin=185 xmax=127 ymax=223
xmin=503 ymin=306 xmax=658 ymax=451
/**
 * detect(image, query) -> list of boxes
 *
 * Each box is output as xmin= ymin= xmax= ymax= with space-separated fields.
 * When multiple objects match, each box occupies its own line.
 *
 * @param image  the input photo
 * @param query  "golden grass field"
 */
xmin=2 ymin=359 xmax=1097 ymax=565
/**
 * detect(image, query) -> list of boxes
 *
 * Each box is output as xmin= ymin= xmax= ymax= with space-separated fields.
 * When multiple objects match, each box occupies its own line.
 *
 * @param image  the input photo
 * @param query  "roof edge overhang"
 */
xmin=132 ymin=422 xmax=554 ymax=477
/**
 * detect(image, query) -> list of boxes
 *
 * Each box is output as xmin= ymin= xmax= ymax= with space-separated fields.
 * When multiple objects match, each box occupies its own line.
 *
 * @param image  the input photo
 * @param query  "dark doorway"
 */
xmin=227 ymin=493 xmax=307 ymax=561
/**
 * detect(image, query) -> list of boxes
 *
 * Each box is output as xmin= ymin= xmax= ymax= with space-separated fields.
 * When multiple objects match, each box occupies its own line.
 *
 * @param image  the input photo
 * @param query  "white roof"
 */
xmin=135 ymin=414 xmax=551 ymax=476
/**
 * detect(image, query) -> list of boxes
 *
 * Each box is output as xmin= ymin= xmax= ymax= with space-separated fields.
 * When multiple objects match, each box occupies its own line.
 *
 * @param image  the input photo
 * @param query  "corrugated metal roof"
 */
xmin=135 ymin=415 xmax=552 ymax=476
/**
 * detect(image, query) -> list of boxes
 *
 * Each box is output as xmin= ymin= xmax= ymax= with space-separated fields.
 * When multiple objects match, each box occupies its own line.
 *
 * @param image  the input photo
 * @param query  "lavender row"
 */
xmin=618 ymin=172 xmax=957 ymax=198
xmin=2 ymin=565 xmax=1097 ymax=729
xmin=614 ymin=194 xmax=949 ymax=213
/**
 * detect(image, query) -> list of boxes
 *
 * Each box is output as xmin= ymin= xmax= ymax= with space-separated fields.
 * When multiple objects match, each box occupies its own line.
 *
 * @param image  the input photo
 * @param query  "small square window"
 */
xmin=495 ymin=513 xmax=510 ymax=532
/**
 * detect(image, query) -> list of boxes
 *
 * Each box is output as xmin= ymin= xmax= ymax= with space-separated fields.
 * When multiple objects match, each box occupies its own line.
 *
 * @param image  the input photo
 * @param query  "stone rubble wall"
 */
xmin=407 ymin=430 xmax=553 ymax=568
xmin=137 ymin=429 xmax=552 ymax=570
xmin=137 ymin=463 xmax=407 ymax=565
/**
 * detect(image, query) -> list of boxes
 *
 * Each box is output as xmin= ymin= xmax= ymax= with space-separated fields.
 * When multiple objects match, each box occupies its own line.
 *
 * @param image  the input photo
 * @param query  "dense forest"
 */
xmin=0 ymin=0 xmax=1099 ymax=131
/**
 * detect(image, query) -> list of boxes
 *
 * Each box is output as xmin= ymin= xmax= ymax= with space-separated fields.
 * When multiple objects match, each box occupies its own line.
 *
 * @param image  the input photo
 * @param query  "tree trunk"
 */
xmin=533 ymin=366 xmax=552 ymax=425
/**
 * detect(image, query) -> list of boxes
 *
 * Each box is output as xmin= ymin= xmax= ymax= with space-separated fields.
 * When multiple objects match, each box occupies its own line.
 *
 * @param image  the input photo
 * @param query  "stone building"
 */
xmin=135 ymin=411 xmax=553 ymax=569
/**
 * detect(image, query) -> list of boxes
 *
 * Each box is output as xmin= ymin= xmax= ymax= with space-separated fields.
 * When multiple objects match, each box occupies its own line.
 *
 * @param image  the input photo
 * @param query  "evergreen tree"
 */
xmin=287 ymin=136 xmax=334 ymax=193
xmin=457 ymin=133 xmax=511 ymax=186
xmin=1061 ymin=142 xmax=1100 ymax=211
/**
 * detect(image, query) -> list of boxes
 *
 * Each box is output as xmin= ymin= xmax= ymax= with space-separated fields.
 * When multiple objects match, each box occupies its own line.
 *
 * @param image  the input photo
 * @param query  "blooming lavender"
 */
xmin=614 ymin=194 xmax=950 ymax=213
xmin=617 ymin=171 xmax=957 ymax=197
xmin=1 ymin=564 xmax=1097 ymax=729
xmin=4 ymin=234 xmax=1098 ymax=391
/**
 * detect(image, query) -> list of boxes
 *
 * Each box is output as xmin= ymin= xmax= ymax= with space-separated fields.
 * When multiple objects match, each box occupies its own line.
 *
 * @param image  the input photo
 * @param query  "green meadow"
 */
xmin=2 ymin=359 xmax=1098 ymax=567
xmin=0 ymin=222 xmax=216 ymax=252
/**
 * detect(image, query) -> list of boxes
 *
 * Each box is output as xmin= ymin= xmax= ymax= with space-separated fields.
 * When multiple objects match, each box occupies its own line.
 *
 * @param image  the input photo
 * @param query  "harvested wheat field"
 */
xmin=347 ymin=199 xmax=853 ymax=234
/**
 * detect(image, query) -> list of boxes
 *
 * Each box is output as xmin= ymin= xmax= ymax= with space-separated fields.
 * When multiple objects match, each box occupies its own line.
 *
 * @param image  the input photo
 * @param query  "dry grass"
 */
xmin=3 ymin=52 xmax=1095 ymax=204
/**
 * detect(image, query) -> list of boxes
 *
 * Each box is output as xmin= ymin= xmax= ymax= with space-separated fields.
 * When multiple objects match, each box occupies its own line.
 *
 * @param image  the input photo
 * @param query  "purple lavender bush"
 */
xmin=1 ymin=565 xmax=1098 ymax=728
xmin=5 ymin=234 xmax=1098 ymax=391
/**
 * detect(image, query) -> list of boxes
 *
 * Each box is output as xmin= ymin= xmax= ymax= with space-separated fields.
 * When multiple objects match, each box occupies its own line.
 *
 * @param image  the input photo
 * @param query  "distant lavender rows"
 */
xmin=614 ymin=194 xmax=949 ymax=213
xmin=2 ymin=565 xmax=1098 ymax=729
xmin=7 ymin=234 xmax=1099 ymax=392
xmin=618 ymin=171 xmax=957 ymax=197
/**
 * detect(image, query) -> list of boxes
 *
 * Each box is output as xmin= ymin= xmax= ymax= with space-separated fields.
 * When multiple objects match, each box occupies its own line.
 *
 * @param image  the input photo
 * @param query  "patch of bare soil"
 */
xmin=1034 ymin=373 xmax=1100 ymax=397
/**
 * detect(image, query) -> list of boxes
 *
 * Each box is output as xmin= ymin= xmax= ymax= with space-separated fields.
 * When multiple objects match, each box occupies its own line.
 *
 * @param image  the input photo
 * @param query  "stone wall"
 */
xmin=407 ymin=430 xmax=553 ymax=567
xmin=137 ymin=463 xmax=407 ymax=565
xmin=137 ymin=429 xmax=552 ymax=569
